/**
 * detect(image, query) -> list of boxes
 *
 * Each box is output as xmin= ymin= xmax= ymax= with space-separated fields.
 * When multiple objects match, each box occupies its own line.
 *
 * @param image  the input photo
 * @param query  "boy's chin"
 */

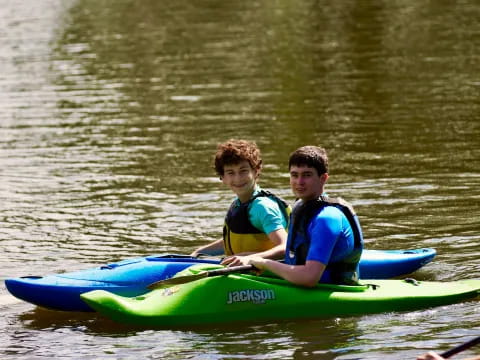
xmin=296 ymin=193 xmax=316 ymax=201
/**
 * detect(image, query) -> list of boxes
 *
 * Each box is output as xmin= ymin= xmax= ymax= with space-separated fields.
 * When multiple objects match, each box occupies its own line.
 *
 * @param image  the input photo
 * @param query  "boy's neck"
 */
xmin=237 ymin=185 xmax=258 ymax=203
xmin=300 ymin=189 xmax=325 ymax=202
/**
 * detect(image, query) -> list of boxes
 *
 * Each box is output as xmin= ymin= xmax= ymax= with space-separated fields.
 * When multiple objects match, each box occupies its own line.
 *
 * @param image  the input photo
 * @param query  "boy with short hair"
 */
xmin=248 ymin=145 xmax=364 ymax=287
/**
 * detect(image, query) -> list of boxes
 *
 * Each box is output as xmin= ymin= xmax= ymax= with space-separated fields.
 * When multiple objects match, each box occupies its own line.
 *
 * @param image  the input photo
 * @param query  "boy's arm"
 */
xmin=190 ymin=238 xmax=225 ymax=257
xmin=221 ymin=228 xmax=287 ymax=266
xmin=248 ymin=258 xmax=326 ymax=288
xmin=253 ymin=228 xmax=287 ymax=259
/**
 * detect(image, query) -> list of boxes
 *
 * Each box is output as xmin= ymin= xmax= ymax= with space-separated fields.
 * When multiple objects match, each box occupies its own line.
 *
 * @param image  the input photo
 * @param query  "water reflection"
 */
xmin=1 ymin=0 xmax=479 ymax=359
xmin=17 ymin=305 xmax=478 ymax=359
xmin=17 ymin=308 xmax=365 ymax=359
xmin=50 ymin=0 xmax=480 ymax=185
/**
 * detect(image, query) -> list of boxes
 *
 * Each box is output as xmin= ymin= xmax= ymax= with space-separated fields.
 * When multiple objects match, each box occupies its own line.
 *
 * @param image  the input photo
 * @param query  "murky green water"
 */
xmin=1 ymin=1 xmax=479 ymax=358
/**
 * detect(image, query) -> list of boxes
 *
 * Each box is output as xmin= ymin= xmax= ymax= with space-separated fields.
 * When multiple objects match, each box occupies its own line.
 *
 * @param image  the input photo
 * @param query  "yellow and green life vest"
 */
xmin=223 ymin=190 xmax=291 ymax=255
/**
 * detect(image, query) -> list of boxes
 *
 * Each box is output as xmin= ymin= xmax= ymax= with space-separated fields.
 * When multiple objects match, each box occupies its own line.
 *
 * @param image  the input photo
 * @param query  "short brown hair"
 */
xmin=214 ymin=139 xmax=263 ymax=176
xmin=288 ymin=146 xmax=328 ymax=175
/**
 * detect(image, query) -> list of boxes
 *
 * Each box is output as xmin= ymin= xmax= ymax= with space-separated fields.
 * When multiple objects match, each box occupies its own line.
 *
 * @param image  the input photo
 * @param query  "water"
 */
xmin=1 ymin=0 xmax=479 ymax=358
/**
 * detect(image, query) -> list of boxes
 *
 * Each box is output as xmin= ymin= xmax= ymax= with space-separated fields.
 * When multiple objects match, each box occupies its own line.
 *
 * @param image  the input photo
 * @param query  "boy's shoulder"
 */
xmin=251 ymin=194 xmax=283 ymax=213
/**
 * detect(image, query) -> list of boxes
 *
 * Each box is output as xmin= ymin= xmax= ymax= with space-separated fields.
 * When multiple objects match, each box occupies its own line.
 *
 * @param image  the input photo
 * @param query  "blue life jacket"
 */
xmin=288 ymin=195 xmax=363 ymax=285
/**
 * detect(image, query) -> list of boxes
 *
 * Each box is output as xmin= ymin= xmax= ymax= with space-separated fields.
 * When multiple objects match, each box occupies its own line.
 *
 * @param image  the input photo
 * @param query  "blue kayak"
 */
xmin=5 ymin=248 xmax=436 ymax=312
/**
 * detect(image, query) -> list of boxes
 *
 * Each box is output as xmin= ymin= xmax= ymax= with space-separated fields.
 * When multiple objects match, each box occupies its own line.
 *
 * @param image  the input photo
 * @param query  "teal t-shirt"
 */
xmin=247 ymin=187 xmax=288 ymax=235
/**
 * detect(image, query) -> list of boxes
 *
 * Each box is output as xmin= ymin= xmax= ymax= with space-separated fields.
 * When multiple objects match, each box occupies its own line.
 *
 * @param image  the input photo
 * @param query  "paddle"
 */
xmin=152 ymin=253 xmax=217 ymax=259
xmin=440 ymin=335 xmax=480 ymax=358
xmin=147 ymin=265 xmax=255 ymax=289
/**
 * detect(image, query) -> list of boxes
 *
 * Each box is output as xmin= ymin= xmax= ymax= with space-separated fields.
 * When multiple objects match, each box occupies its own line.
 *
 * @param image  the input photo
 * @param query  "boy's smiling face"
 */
xmin=221 ymin=160 xmax=259 ymax=203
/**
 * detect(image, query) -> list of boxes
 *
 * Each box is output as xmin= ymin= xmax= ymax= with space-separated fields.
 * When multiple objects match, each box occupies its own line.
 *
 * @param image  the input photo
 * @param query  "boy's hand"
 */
xmin=247 ymin=256 xmax=268 ymax=272
xmin=416 ymin=351 xmax=445 ymax=360
xmin=221 ymin=255 xmax=250 ymax=267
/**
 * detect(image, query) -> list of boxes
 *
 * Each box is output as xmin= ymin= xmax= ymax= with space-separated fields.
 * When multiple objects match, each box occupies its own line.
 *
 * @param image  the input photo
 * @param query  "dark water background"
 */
xmin=0 ymin=0 xmax=479 ymax=358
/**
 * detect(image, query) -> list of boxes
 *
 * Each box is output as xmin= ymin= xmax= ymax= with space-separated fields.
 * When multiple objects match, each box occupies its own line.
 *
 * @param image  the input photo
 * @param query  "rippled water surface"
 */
xmin=1 ymin=1 xmax=479 ymax=359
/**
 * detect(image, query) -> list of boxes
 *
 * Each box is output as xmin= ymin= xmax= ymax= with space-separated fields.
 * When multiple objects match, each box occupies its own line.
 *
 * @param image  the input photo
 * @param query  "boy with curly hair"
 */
xmin=191 ymin=139 xmax=290 ymax=266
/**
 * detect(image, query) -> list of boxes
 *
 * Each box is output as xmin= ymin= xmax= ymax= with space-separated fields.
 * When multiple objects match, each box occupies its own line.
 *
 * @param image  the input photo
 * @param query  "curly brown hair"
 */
xmin=214 ymin=139 xmax=263 ymax=176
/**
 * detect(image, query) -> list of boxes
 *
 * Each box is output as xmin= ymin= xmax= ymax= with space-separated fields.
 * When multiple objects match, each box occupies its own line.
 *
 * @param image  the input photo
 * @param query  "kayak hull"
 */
xmin=80 ymin=266 xmax=480 ymax=327
xmin=5 ymin=248 xmax=436 ymax=312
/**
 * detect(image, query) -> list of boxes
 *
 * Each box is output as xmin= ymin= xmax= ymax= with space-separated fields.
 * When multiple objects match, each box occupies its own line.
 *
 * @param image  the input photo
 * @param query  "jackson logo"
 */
xmin=226 ymin=289 xmax=275 ymax=305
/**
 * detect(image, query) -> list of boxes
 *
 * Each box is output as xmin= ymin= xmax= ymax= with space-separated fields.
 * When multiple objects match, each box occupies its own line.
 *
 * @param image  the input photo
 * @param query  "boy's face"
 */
xmin=221 ymin=160 xmax=259 ymax=202
xmin=289 ymin=164 xmax=328 ymax=201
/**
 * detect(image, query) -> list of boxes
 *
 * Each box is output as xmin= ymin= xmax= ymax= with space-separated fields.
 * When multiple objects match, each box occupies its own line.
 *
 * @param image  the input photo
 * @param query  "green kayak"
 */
xmin=81 ymin=265 xmax=480 ymax=327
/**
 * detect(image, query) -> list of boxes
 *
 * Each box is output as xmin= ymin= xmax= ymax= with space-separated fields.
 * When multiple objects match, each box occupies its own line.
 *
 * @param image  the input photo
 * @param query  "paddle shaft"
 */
xmin=204 ymin=265 xmax=254 ymax=276
xmin=440 ymin=336 xmax=480 ymax=358
xmin=147 ymin=265 xmax=255 ymax=289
